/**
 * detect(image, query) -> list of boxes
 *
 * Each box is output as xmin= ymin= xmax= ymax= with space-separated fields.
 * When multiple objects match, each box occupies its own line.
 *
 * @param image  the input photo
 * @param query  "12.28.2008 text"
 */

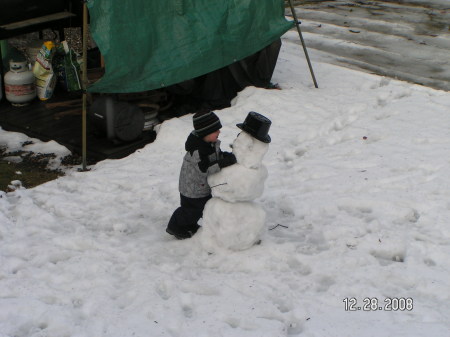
xmin=343 ymin=297 xmax=413 ymax=311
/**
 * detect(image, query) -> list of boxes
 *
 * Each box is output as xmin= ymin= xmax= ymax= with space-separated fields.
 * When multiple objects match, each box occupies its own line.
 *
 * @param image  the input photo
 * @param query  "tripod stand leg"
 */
xmin=287 ymin=0 xmax=318 ymax=88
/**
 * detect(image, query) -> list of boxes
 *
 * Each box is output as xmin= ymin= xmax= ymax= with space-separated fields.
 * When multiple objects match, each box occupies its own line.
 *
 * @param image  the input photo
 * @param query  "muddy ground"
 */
xmin=1 ymin=150 xmax=63 ymax=192
xmin=0 ymin=147 xmax=85 ymax=192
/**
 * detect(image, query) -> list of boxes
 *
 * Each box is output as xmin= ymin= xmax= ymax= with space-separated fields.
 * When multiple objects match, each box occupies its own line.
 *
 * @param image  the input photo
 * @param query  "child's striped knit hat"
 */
xmin=193 ymin=110 xmax=222 ymax=138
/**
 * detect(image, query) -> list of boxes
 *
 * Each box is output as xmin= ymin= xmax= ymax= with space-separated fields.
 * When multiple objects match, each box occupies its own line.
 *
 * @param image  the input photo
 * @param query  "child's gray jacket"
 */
xmin=179 ymin=132 xmax=222 ymax=198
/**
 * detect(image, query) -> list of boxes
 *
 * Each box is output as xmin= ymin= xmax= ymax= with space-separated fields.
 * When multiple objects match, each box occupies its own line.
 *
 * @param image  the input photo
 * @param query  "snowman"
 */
xmin=200 ymin=111 xmax=272 ymax=251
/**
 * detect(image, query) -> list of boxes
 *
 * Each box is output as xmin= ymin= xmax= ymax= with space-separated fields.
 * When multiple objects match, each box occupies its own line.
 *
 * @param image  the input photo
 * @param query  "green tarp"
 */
xmin=87 ymin=0 xmax=293 ymax=93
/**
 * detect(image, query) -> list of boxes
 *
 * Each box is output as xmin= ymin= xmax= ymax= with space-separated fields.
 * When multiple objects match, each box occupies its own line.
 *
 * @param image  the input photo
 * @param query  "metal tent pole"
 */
xmin=81 ymin=0 xmax=88 ymax=171
xmin=287 ymin=0 xmax=318 ymax=88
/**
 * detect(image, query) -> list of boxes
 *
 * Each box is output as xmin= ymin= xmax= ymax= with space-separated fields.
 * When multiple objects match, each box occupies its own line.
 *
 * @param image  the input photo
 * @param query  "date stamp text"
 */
xmin=343 ymin=297 xmax=413 ymax=311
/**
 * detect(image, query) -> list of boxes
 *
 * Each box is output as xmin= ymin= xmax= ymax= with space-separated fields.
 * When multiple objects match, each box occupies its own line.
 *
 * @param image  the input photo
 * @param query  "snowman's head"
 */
xmin=231 ymin=131 xmax=269 ymax=169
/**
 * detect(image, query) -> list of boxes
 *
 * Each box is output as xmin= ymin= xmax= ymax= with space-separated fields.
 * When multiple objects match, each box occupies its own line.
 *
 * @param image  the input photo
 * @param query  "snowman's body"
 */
xmin=200 ymin=132 xmax=269 ymax=251
xmin=208 ymin=163 xmax=268 ymax=203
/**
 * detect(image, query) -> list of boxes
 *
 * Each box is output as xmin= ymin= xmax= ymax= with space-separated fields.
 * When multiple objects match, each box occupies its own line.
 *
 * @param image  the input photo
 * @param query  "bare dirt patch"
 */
xmin=0 ymin=147 xmax=83 ymax=192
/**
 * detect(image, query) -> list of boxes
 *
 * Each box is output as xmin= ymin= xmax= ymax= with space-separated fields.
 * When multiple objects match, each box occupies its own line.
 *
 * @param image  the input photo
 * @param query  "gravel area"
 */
xmin=6 ymin=27 xmax=92 ymax=63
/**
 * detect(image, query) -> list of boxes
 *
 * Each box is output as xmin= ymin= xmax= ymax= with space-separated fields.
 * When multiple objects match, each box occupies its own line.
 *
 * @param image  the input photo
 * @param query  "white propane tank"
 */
xmin=4 ymin=60 xmax=36 ymax=106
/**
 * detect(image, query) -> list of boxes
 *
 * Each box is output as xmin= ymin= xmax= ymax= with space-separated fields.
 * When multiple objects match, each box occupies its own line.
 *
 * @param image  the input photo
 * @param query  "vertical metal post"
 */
xmin=287 ymin=0 xmax=318 ymax=88
xmin=81 ymin=0 xmax=88 ymax=171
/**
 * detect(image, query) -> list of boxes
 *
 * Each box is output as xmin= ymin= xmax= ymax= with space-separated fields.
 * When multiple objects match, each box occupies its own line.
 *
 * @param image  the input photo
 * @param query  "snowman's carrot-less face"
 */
xmin=232 ymin=132 xmax=269 ymax=169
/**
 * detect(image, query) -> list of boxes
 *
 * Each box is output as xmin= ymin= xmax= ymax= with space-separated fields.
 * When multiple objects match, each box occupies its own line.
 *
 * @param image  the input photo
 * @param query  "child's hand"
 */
xmin=218 ymin=152 xmax=237 ymax=168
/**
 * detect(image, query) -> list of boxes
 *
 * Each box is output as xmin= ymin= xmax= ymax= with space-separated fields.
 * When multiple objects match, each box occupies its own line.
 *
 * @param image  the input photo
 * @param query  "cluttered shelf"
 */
xmin=0 ymin=61 xmax=161 ymax=163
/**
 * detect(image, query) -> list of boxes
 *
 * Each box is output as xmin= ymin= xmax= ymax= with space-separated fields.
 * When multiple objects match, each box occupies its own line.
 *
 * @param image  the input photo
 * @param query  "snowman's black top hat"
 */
xmin=236 ymin=111 xmax=272 ymax=143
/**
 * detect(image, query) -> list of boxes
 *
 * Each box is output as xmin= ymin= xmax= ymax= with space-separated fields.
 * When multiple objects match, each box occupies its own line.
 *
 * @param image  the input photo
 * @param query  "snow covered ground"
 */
xmin=1 ymin=25 xmax=450 ymax=337
xmin=289 ymin=0 xmax=450 ymax=91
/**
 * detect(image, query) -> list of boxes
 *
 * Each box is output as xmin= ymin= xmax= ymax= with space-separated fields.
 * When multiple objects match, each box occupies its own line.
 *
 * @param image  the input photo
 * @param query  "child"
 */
xmin=166 ymin=110 xmax=237 ymax=239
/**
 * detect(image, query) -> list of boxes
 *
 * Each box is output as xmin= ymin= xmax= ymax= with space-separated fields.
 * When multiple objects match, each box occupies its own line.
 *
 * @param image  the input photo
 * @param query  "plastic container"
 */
xmin=33 ymin=41 xmax=56 ymax=100
xmin=26 ymin=39 xmax=45 ymax=66
xmin=1 ymin=40 xmax=11 ymax=72
xmin=4 ymin=60 xmax=36 ymax=106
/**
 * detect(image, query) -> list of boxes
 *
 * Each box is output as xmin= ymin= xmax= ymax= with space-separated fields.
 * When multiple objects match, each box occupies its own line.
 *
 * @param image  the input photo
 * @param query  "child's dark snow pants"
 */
xmin=166 ymin=194 xmax=211 ymax=238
